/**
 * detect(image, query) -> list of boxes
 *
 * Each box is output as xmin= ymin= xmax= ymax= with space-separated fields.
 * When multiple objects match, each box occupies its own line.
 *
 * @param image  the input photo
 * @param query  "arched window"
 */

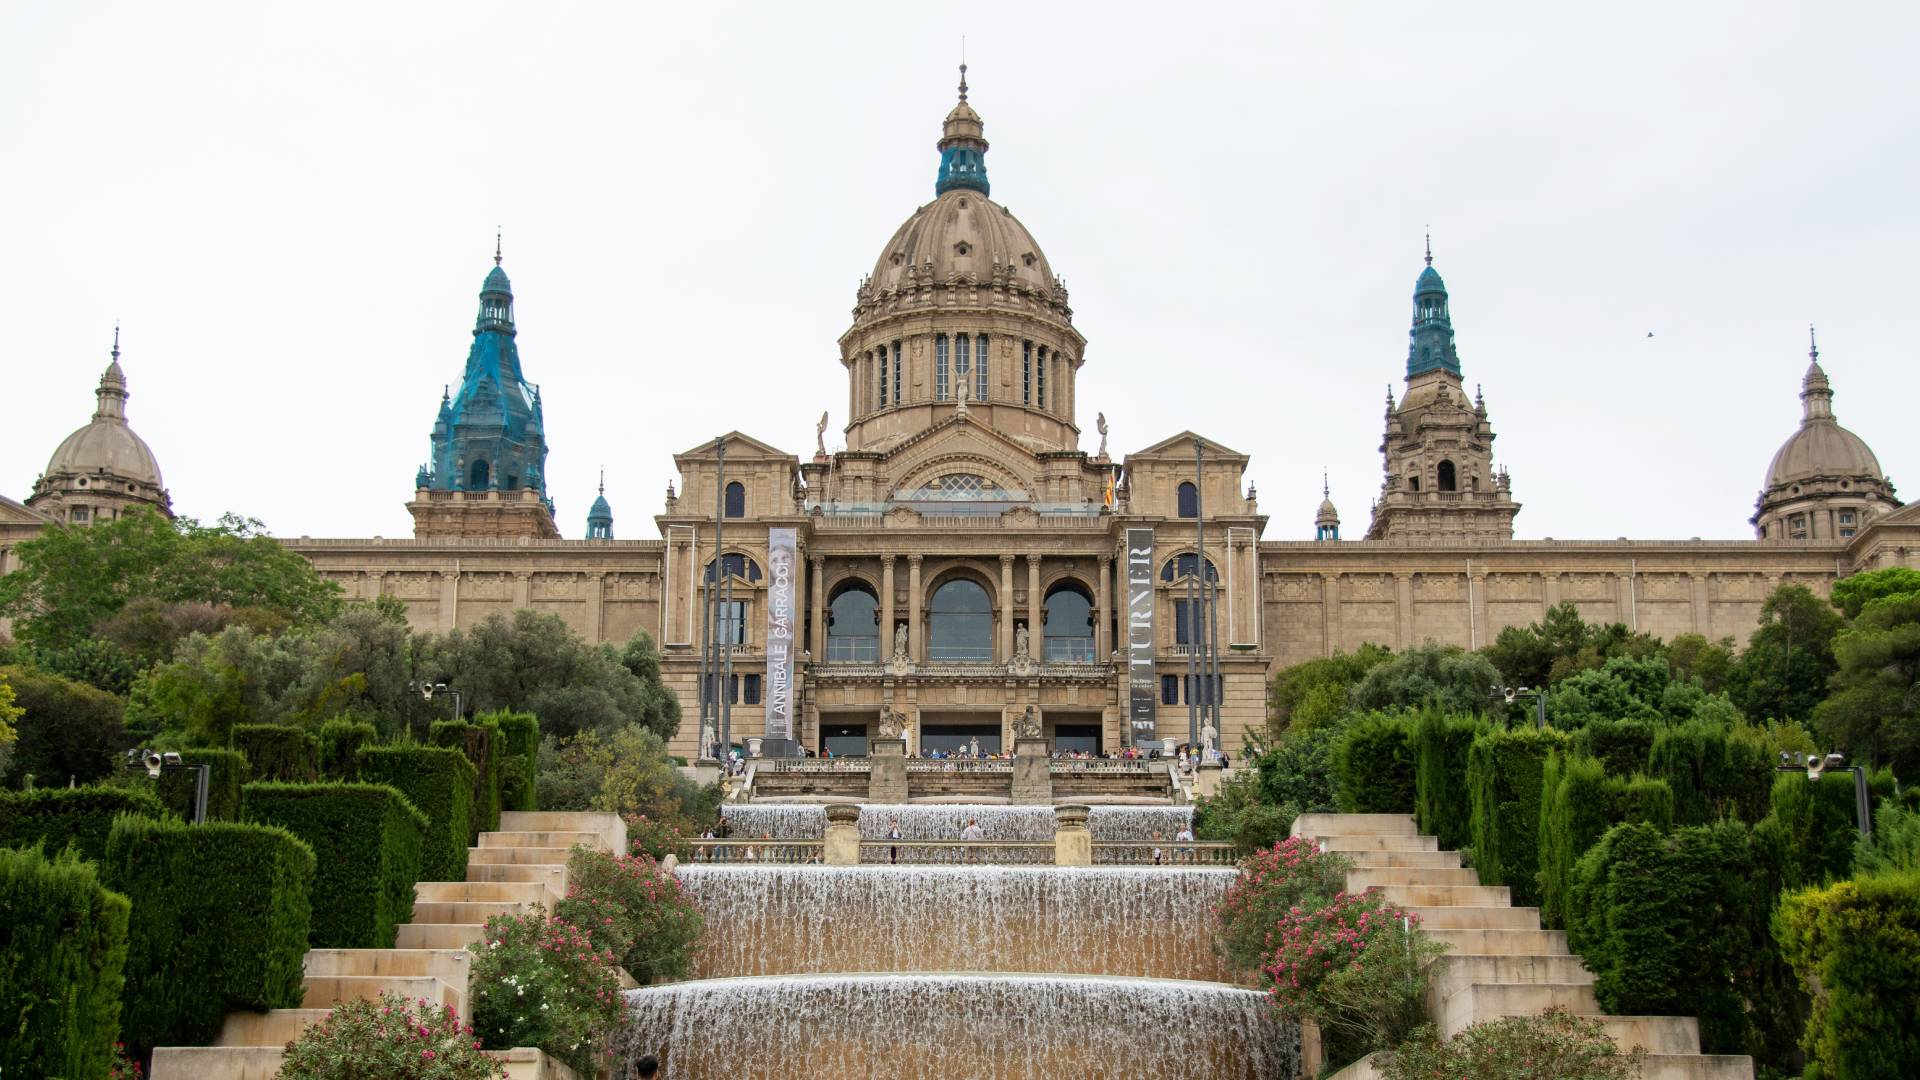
xmin=935 ymin=334 xmax=950 ymax=400
xmin=705 ymin=553 xmax=762 ymax=582
xmin=1409 ymin=475 xmax=1421 ymax=492
xmin=928 ymin=579 xmax=992 ymax=663
xmin=1177 ymin=481 xmax=1198 ymax=518
xmin=1043 ymin=583 xmax=1095 ymax=662
xmin=975 ymin=334 xmax=990 ymax=401
xmin=725 ymin=481 xmax=745 ymax=518
xmin=1159 ymin=553 xmax=1219 ymax=583
xmin=827 ymin=582 xmax=880 ymax=662
xmin=955 ymin=334 xmax=971 ymax=396
xmin=469 ymin=459 xmax=490 ymax=490
xmin=1438 ymin=460 xmax=1457 ymax=492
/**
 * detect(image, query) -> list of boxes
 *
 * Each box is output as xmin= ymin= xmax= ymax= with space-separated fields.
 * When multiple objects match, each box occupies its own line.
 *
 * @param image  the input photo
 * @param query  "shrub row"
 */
xmin=431 ymin=719 xmax=501 ymax=836
xmin=1332 ymin=713 xmax=1415 ymax=814
xmin=1536 ymin=753 xmax=1672 ymax=928
xmin=356 ymin=745 xmax=476 ymax=881
xmin=1647 ymin=720 xmax=1772 ymax=825
xmin=245 ymin=782 xmax=427 ymax=948
xmin=1467 ymin=726 xmax=1567 ymax=907
xmin=232 ymin=723 xmax=321 ymax=782
xmin=105 ymin=814 xmax=314 ymax=1059
xmin=1776 ymin=869 xmax=1920 ymax=1079
xmin=484 ymin=710 xmax=540 ymax=813
xmin=0 ymin=845 xmax=131 ymax=1080
xmin=0 ymin=785 xmax=170 ymax=862
xmin=1413 ymin=708 xmax=1483 ymax=852
xmin=318 ymin=718 xmax=379 ymax=780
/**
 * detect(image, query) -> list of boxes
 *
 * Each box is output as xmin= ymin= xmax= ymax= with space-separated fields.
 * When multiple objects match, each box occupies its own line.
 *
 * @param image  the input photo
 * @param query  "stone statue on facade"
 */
xmin=893 ymin=623 xmax=909 ymax=660
xmin=878 ymin=709 xmax=905 ymax=739
xmin=700 ymin=721 xmax=718 ymax=760
xmin=815 ymin=411 xmax=829 ymax=457
xmin=954 ymin=371 xmax=971 ymax=417
xmin=1013 ymin=705 xmax=1042 ymax=741
xmin=1014 ymin=624 xmax=1031 ymax=660
xmin=1096 ymin=412 xmax=1109 ymax=459
xmin=1201 ymin=720 xmax=1218 ymax=759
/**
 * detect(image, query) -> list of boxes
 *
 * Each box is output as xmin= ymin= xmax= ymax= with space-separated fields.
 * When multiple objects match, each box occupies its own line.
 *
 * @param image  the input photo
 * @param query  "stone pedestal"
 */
xmin=824 ymin=803 xmax=862 ymax=866
xmin=1195 ymin=761 xmax=1224 ymax=799
xmin=1053 ymin=803 xmax=1092 ymax=867
xmin=868 ymin=738 xmax=908 ymax=803
xmin=1012 ymin=737 xmax=1053 ymax=804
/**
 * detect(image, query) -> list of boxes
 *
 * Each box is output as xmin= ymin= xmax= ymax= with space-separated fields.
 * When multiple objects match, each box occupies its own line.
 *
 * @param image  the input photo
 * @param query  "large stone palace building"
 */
xmin=6 ymin=72 xmax=1917 ymax=761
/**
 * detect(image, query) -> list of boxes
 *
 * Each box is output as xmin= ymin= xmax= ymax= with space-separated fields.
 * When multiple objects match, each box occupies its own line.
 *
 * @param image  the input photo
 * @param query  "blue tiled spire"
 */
xmin=586 ymin=468 xmax=613 ymax=539
xmin=418 ymin=247 xmax=552 ymax=506
xmin=1406 ymin=234 xmax=1461 ymax=378
xmin=935 ymin=64 xmax=990 ymax=197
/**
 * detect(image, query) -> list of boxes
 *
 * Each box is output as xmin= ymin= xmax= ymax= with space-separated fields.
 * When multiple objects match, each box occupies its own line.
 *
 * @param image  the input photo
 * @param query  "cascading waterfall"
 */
xmin=618 ymin=973 xmax=1296 ymax=1080
xmin=676 ymin=865 xmax=1232 ymax=981
xmin=720 ymin=803 xmax=1193 ymax=841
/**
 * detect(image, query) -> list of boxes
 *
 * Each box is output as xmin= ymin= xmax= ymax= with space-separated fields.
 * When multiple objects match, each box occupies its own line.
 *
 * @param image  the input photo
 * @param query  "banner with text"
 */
xmin=1125 ymin=527 xmax=1158 ymax=746
xmin=763 ymin=527 xmax=797 ymax=741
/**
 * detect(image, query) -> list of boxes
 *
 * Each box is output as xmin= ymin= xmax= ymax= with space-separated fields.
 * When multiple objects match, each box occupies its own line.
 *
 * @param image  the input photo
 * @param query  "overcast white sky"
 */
xmin=4 ymin=2 xmax=1915 ymax=543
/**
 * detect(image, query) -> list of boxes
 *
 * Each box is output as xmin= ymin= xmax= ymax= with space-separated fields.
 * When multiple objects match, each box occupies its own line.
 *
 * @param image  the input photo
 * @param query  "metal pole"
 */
xmin=1202 ymin=449 xmax=1221 ymax=742
xmin=699 ymin=441 xmax=723 ymax=756
xmin=1188 ymin=439 xmax=1203 ymax=750
xmin=714 ymin=437 xmax=730 ymax=759
xmin=193 ymin=765 xmax=210 ymax=825
xmin=1854 ymin=766 xmax=1873 ymax=839
xmin=1535 ymin=692 xmax=1546 ymax=730
xmin=722 ymin=542 xmax=736 ymax=758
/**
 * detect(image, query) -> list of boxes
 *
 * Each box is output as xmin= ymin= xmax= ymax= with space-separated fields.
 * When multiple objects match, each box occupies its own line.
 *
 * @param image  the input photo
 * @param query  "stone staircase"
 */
xmin=148 ymin=811 xmax=624 ymax=1080
xmin=1294 ymin=814 xmax=1753 ymax=1080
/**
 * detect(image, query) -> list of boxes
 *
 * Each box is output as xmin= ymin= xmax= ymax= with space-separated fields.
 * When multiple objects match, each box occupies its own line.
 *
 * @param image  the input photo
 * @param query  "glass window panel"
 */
xmin=929 ymin=579 xmax=993 ymax=662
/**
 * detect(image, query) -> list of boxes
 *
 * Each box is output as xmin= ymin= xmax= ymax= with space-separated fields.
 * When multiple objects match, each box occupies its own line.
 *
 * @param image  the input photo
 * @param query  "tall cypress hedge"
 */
xmin=1648 ymin=720 xmax=1772 ymax=825
xmin=156 ymin=747 xmax=250 ymax=821
xmin=244 ymin=782 xmax=428 ymax=948
xmin=1570 ymin=719 xmax=1657 ymax=778
xmin=0 ymin=785 xmax=170 ymax=862
xmin=1763 ymin=769 xmax=1893 ymax=889
xmin=1331 ymin=712 xmax=1415 ymax=813
xmin=1466 ymin=726 xmax=1566 ymax=906
xmin=355 ymin=745 xmax=476 ymax=882
xmin=1413 ymin=707 xmax=1483 ymax=851
xmin=431 ymin=719 xmax=502 ymax=835
xmin=0 ymin=845 xmax=131 ymax=1080
xmin=231 ymin=724 xmax=321 ymax=782
xmin=318 ymin=718 xmax=379 ymax=780
xmin=104 ymin=814 xmax=313 ymax=1060
xmin=1776 ymin=869 xmax=1920 ymax=1079
xmin=483 ymin=710 xmax=540 ymax=812
xmin=1536 ymin=752 xmax=1673 ymax=929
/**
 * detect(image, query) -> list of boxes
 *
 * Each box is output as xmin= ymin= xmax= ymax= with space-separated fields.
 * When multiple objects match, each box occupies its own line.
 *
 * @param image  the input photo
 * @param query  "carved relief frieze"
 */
xmin=1712 ymin=574 xmax=1766 ymax=602
xmin=1273 ymin=575 xmax=1320 ymax=602
xmin=1343 ymin=574 xmax=1391 ymax=602
xmin=1565 ymin=573 xmax=1611 ymax=600
xmin=1413 ymin=574 xmax=1462 ymax=601
xmin=1639 ymin=573 xmax=1689 ymax=602
xmin=389 ymin=573 xmax=437 ymax=600
xmin=462 ymin=572 xmax=512 ymax=600
xmin=532 ymin=573 xmax=583 ymax=601
xmin=1487 ymin=574 xmax=1537 ymax=602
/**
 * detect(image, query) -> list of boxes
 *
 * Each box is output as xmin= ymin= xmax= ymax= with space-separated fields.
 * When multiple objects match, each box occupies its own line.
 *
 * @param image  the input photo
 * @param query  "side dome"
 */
xmin=46 ymin=360 xmax=164 ymax=488
xmin=1765 ymin=361 xmax=1886 ymax=488
xmin=1752 ymin=335 xmax=1900 ymax=541
xmin=868 ymin=189 xmax=1056 ymax=295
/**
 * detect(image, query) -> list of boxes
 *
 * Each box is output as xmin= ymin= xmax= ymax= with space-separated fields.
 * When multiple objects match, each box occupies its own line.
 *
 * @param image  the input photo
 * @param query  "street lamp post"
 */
xmin=1777 ymin=751 xmax=1873 ymax=839
xmin=1490 ymin=684 xmax=1547 ymax=729
xmin=407 ymin=681 xmax=463 ymax=734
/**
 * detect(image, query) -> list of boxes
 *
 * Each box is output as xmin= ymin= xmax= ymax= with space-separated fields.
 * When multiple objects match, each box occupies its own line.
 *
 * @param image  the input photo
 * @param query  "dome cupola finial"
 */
xmin=936 ymin=59 xmax=990 ymax=197
xmin=1407 ymin=237 xmax=1460 ymax=378
xmin=1801 ymin=324 xmax=1834 ymax=422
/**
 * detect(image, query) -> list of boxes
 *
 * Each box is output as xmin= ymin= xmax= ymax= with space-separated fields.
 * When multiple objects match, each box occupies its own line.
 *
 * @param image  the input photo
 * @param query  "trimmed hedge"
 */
xmin=1569 ymin=719 xmax=1657 ymax=778
xmin=105 ymin=814 xmax=313 ymax=1060
xmin=431 ymin=719 xmax=502 ymax=836
xmin=1332 ymin=713 xmax=1416 ymax=813
xmin=244 ymin=782 xmax=428 ymax=949
xmin=1764 ymin=769 xmax=1893 ymax=889
xmin=1413 ymin=708 xmax=1483 ymax=852
xmin=1536 ymin=752 xmax=1673 ymax=929
xmin=1647 ymin=721 xmax=1772 ymax=826
xmin=1568 ymin=820 xmax=1794 ymax=1059
xmin=232 ymin=724 xmax=321 ymax=782
xmin=0 ymin=845 xmax=131 ymax=1080
xmin=1466 ymin=726 xmax=1567 ymax=907
xmin=483 ymin=710 xmax=540 ymax=813
xmin=1776 ymin=869 xmax=1920 ymax=1079
xmin=157 ymin=747 xmax=250 ymax=822
xmin=318 ymin=718 xmax=379 ymax=780
xmin=0 ymin=785 xmax=171 ymax=863
xmin=355 ymin=745 xmax=476 ymax=882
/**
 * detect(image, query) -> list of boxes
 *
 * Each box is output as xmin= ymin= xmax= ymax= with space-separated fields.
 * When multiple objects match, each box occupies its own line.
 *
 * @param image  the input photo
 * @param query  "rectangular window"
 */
xmin=1174 ymin=600 xmax=1206 ymax=646
xmin=717 ymin=601 xmax=746 ymax=645
xmin=892 ymin=340 xmax=903 ymax=403
xmin=935 ymin=334 xmax=949 ymax=400
xmin=956 ymin=333 xmax=971 ymax=393
xmin=975 ymin=334 xmax=989 ymax=400
xmin=875 ymin=348 xmax=886 ymax=407
xmin=1839 ymin=512 xmax=1856 ymax=525
xmin=1021 ymin=341 xmax=1033 ymax=404
xmin=1036 ymin=345 xmax=1047 ymax=408
xmin=1161 ymin=675 xmax=1179 ymax=705
xmin=1840 ymin=529 xmax=1856 ymax=538
xmin=743 ymin=674 xmax=762 ymax=705
xmin=70 ymin=507 xmax=90 ymax=523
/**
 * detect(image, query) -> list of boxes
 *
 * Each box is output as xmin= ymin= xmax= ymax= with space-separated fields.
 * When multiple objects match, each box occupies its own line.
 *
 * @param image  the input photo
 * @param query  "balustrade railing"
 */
xmin=687 ymin=840 xmax=825 ymax=864
xmin=761 ymin=759 xmax=872 ymax=773
xmin=1049 ymin=760 xmax=1157 ymax=775
xmin=858 ymin=840 xmax=1058 ymax=865
xmin=1092 ymin=841 xmax=1240 ymax=867
xmin=904 ymin=759 xmax=1014 ymax=773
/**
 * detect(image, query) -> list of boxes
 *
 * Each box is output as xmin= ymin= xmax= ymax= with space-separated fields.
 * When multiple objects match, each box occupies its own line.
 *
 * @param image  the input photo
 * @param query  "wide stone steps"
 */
xmin=149 ymin=811 xmax=626 ymax=1080
xmin=1294 ymin=813 xmax=1753 ymax=1080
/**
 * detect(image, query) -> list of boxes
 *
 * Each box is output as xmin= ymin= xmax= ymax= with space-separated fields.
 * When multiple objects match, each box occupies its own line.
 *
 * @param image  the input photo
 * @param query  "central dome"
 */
xmin=869 ymin=188 xmax=1056 ymax=295
xmin=1765 ymin=361 xmax=1886 ymax=488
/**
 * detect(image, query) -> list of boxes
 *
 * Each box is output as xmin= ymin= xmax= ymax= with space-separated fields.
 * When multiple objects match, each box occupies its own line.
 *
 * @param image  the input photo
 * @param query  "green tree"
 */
xmin=2 ymin=664 xmax=127 ymax=788
xmin=421 ymin=612 xmax=675 ymax=739
xmin=1350 ymin=643 xmax=1500 ymax=716
xmin=1266 ymin=644 xmax=1390 ymax=735
xmin=613 ymin=629 xmax=682 ymax=738
xmin=1813 ymin=570 xmax=1920 ymax=776
xmin=0 ymin=670 xmax=19 ymax=746
xmin=1666 ymin=633 xmax=1736 ymax=695
xmin=1831 ymin=567 xmax=1920 ymax=619
xmin=1727 ymin=584 xmax=1843 ymax=723
xmin=537 ymin=724 xmax=716 ymax=835
xmin=1483 ymin=603 xmax=1665 ymax=690
xmin=0 ymin=510 xmax=341 ymax=652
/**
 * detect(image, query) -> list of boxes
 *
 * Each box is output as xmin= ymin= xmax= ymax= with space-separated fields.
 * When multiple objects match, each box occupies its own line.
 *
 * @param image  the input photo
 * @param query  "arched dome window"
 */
xmin=725 ymin=482 xmax=745 ymax=518
xmin=898 ymin=474 xmax=1021 ymax=502
xmin=705 ymin=553 xmax=762 ymax=582
xmin=1177 ymin=482 xmax=1198 ymax=518
xmin=1438 ymin=460 xmax=1457 ymax=492
xmin=1043 ymin=583 xmax=1095 ymax=662
xmin=1160 ymin=553 xmax=1218 ymax=583
xmin=929 ymin=579 xmax=992 ymax=663
xmin=827 ymin=582 xmax=879 ymax=662
xmin=469 ymin=459 xmax=490 ymax=490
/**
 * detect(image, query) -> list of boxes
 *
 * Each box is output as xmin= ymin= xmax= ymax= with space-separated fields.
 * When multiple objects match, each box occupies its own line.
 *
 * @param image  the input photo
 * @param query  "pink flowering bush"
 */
xmin=555 ymin=846 xmax=704 ymax=983
xmin=277 ymin=991 xmax=505 ymax=1080
xmin=468 ymin=906 xmax=623 ymax=1076
xmin=1261 ymin=889 xmax=1445 ymax=1064
xmin=107 ymin=1041 xmax=143 ymax=1080
xmin=1216 ymin=836 xmax=1354 ymax=973
xmin=623 ymin=814 xmax=691 ymax=861
xmin=1384 ymin=1009 xmax=1642 ymax=1080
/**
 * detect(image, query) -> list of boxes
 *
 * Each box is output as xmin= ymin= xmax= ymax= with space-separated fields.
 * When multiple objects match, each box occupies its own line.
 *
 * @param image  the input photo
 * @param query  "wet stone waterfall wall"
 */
xmin=619 ymin=973 xmax=1296 ymax=1080
xmin=721 ymin=803 xmax=1195 ymax=842
xmin=675 ymin=865 xmax=1235 ymax=981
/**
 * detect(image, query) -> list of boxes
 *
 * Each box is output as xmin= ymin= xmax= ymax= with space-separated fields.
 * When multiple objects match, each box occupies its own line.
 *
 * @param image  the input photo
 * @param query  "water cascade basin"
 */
xmin=720 ymin=802 xmax=1193 ymax=842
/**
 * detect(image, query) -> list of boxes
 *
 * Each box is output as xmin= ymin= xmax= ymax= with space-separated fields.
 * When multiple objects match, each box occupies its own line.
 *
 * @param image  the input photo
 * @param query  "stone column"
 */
xmin=1097 ymin=555 xmax=1113 ymax=660
xmin=1053 ymin=804 xmax=1091 ymax=867
xmin=585 ymin=573 xmax=605 ymax=643
xmin=810 ymin=555 xmax=826 ymax=659
xmin=1616 ymin=572 xmax=1635 ymax=631
xmin=1026 ymin=552 xmax=1043 ymax=653
xmin=907 ymin=554 xmax=924 ymax=662
xmin=999 ymin=554 xmax=1016 ymax=662
xmin=868 ymin=737 xmax=908 ymax=802
xmin=1393 ymin=572 xmax=1414 ymax=650
xmin=823 ymin=803 xmax=862 ymax=866
xmin=439 ymin=570 xmax=460 ymax=632
xmin=513 ymin=571 xmax=532 ymax=609
xmin=1322 ymin=573 xmax=1342 ymax=657
xmin=1012 ymin=731 xmax=1053 ymax=804
xmin=1469 ymin=570 xmax=1489 ymax=651
xmin=1543 ymin=572 xmax=1562 ymax=609
xmin=880 ymin=555 xmax=896 ymax=655
xmin=1690 ymin=573 xmax=1710 ymax=636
